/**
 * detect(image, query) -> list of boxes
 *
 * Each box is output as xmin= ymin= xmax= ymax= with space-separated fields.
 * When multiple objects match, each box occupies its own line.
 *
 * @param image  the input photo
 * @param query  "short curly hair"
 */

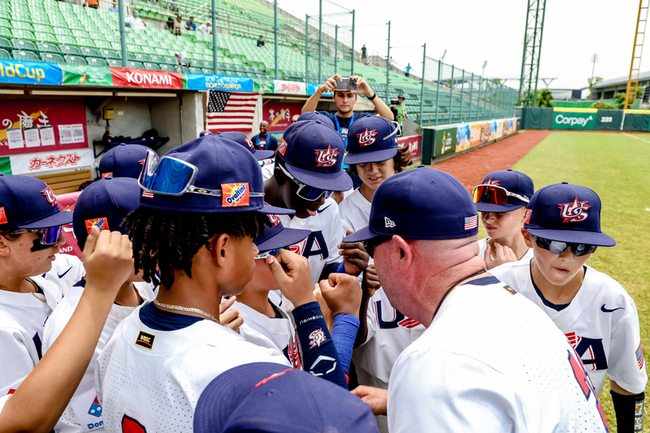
xmin=348 ymin=145 xmax=412 ymax=176
xmin=125 ymin=208 xmax=266 ymax=289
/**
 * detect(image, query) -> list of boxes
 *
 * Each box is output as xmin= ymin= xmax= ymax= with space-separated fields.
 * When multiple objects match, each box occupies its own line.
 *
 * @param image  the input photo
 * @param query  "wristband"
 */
xmin=610 ymin=390 xmax=644 ymax=433
xmin=368 ymin=92 xmax=377 ymax=101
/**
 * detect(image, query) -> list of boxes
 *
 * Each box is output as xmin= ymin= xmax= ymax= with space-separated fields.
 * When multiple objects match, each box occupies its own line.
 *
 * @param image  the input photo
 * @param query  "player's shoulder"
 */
xmin=582 ymin=264 xmax=634 ymax=303
xmin=490 ymin=258 xmax=531 ymax=279
xmin=0 ymin=309 xmax=29 ymax=334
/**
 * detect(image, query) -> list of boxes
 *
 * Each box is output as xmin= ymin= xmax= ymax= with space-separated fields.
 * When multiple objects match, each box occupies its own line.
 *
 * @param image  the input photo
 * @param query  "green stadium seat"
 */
xmin=100 ymin=49 xmax=120 ymax=59
xmin=188 ymin=67 xmax=202 ymax=74
xmin=56 ymin=34 xmax=80 ymax=47
xmin=148 ymin=54 xmax=164 ymax=64
xmin=0 ymin=18 xmax=11 ymax=29
xmin=106 ymin=58 xmax=124 ymax=67
xmin=128 ymin=61 xmax=144 ymax=69
xmin=36 ymin=32 xmax=58 ymax=44
xmin=40 ymin=52 xmax=64 ymax=63
xmin=60 ymin=44 xmax=81 ymax=56
xmin=79 ymin=47 xmax=100 ymax=58
xmin=86 ymin=57 xmax=107 ymax=67
xmin=180 ymin=66 xmax=190 ymax=73
xmin=143 ymin=62 xmax=159 ymax=70
xmin=134 ymin=53 xmax=150 ymax=63
xmin=12 ymin=39 xmax=37 ymax=52
xmin=0 ymin=27 xmax=12 ymax=40
xmin=0 ymin=37 xmax=12 ymax=51
xmin=14 ymin=21 xmax=34 ymax=31
xmin=12 ymin=29 xmax=37 ymax=42
xmin=54 ymin=27 xmax=73 ymax=37
xmin=201 ymin=68 xmax=214 ymax=74
xmin=12 ymin=50 xmax=40 ymax=62
xmin=0 ymin=48 xmax=10 ymax=59
xmin=64 ymin=54 xmax=87 ymax=66
xmin=158 ymin=63 xmax=175 ymax=72
xmin=162 ymin=56 xmax=176 ymax=65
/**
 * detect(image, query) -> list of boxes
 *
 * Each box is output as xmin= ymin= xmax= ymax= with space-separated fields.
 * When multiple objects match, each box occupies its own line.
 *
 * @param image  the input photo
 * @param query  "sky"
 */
xmin=274 ymin=0 xmax=645 ymax=92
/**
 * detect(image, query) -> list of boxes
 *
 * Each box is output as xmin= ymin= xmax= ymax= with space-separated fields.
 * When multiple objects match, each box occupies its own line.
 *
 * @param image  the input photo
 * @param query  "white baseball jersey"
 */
xmin=0 ymin=310 xmax=40 ymax=397
xmin=279 ymin=197 xmax=343 ymax=286
xmin=42 ymin=282 xmax=156 ymax=433
xmin=258 ymin=158 xmax=274 ymax=181
xmin=491 ymin=260 xmax=648 ymax=395
xmin=231 ymin=299 xmax=301 ymax=369
xmin=478 ymin=237 xmax=534 ymax=263
xmin=95 ymin=303 xmax=289 ymax=432
xmin=339 ymin=188 xmax=369 ymax=237
xmin=388 ymin=276 xmax=610 ymax=433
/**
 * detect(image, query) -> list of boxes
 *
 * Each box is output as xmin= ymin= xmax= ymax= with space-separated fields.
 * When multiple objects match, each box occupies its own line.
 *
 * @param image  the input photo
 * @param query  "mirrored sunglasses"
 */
xmin=472 ymin=184 xmax=529 ymax=206
xmin=534 ymin=236 xmax=597 ymax=257
xmin=278 ymin=163 xmax=333 ymax=202
xmin=10 ymin=226 xmax=63 ymax=246
xmin=254 ymin=247 xmax=286 ymax=260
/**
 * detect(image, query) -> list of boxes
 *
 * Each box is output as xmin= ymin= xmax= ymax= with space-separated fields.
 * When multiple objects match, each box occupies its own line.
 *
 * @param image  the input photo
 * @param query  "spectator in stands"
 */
xmin=84 ymin=0 xmax=99 ymax=9
xmin=147 ymin=0 xmax=157 ymax=5
xmin=198 ymin=22 xmax=212 ymax=35
xmin=396 ymin=94 xmax=406 ymax=126
xmin=166 ymin=16 xmax=175 ymax=33
xmin=108 ymin=1 xmax=119 ymax=13
xmin=175 ymin=15 xmax=183 ymax=35
xmin=169 ymin=1 xmax=179 ymax=12
xmin=125 ymin=10 xmax=146 ymax=30
xmin=361 ymin=44 xmax=367 ymax=63
xmin=185 ymin=16 xmax=196 ymax=31
xmin=251 ymin=121 xmax=278 ymax=151
xmin=388 ymin=57 xmax=395 ymax=71
xmin=405 ymin=63 xmax=412 ymax=77
xmin=257 ymin=35 xmax=268 ymax=49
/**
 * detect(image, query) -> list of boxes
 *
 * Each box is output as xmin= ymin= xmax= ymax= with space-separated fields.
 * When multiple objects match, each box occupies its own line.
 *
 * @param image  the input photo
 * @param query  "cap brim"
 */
xmin=526 ymin=228 xmax=616 ymax=247
xmin=253 ymin=150 xmax=275 ymax=160
xmin=284 ymin=161 xmax=352 ymax=192
xmin=344 ymin=147 xmax=398 ymax=165
xmin=257 ymin=203 xmax=295 ymax=215
xmin=474 ymin=202 xmax=524 ymax=213
xmin=256 ymin=227 xmax=310 ymax=251
xmin=18 ymin=210 xmax=73 ymax=229
xmin=342 ymin=225 xmax=377 ymax=243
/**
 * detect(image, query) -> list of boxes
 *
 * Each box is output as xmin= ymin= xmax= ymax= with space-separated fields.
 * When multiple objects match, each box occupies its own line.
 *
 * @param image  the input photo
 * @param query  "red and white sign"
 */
xmin=110 ymin=67 xmax=183 ymax=89
xmin=273 ymin=80 xmax=306 ymax=95
xmin=398 ymin=134 xmax=421 ymax=159
xmin=0 ymin=101 xmax=88 ymax=157
xmin=263 ymin=102 xmax=302 ymax=132
xmin=56 ymin=191 xmax=82 ymax=259
xmin=10 ymin=148 xmax=93 ymax=175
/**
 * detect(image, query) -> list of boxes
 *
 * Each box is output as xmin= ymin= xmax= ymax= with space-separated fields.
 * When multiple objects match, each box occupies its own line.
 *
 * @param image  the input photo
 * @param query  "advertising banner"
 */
xmin=307 ymin=83 xmax=333 ymax=97
xmin=62 ymin=65 xmax=113 ymax=86
xmin=0 ymin=59 xmax=62 ymax=86
xmin=489 ymin=121 xmax=497 ymax=141
xmin=110 ymin=67 xmax=183 ymax=89
xmin=551 ymin=109 xmax=596 ymax=130
xmin=469 ymin=123 xmax=482 ymax=148
xmin=263 ymin=102 xmax=302 ymax=132
xmin=185 ymin=74 xmax=253 ymax=92
xmin=501 ymin=119 xmax=509 ymax=137
xmin=480 ymin=122 xmax=491 ymax=144
xmin=595 ymin=109 xmax=623 ymax=130
xmin=435 ymin=127 xmax=456 ymax=157
xmin=398 ymin=134 xmax=421 ymax=159
xmin=9 ymin=148 xmax=93 ymax=175
xmin=273 ymin=80 xmax=306 ymax=95
xmin=496 ymin=121 xmax=504 ymax=138
xmin=0 ymin=101 xmax=88 ymax=157
xmin=56 ymin=191 xmax=83 ymax=259
xmin=455 ymin=124 xmax=470 ymax=153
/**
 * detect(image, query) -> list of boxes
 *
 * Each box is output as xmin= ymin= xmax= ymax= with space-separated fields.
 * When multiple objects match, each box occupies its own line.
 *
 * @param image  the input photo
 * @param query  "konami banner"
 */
xmin=110 ymin=67 xmax=183 ymax=89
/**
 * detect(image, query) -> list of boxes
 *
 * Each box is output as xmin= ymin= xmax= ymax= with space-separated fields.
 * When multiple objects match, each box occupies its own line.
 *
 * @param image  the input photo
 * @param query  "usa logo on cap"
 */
xmin=314 ymin=145 xmax=339 ymax=168
xmin=0 ymin=207 xmax=7 ymax=225
xmin=357 ymin=128 xmax=378 ymax=147
xmin=85 ymin=217 xmax=109 ymax=234
xmin=41 ymin=185 xmax=57 ymax=207
xmin=558 ymin=197 xmax=590 ymax=223
xmin=267 ymin=213 xmax=280 ymax=227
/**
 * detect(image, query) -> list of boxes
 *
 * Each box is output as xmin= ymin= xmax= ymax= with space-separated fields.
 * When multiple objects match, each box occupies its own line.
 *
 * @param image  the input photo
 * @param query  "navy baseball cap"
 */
xmin=276 ymin=120 xmax=351 ymax=191
xmin=345 ymin=116 xmax=399 ymax=165
xmin=72 ymin=178 xmax=141 ymax=249
xmin=297 ymin=111 xmax=335 ymax=128
xmin=194 ymin=363 xmax=379 ymax=433
xmin=256 ymin=213 xmax=310 ymax=252
xmin=473 ymin=169 xmax=534 ymax=213
xmin=0 ymin=175 xmax=72 ymax=230
xmin=139 ymin=135 xmax=293 ymax=215
xmin=344 ymin=166 xmax=478 ymax=243
xmin=212 ymin=131 xmax=275 ymax=161
xmin=99 ymin=144 xmax=154 ymax=180
xmin=524 ymin=182 xmax=616 ymax=246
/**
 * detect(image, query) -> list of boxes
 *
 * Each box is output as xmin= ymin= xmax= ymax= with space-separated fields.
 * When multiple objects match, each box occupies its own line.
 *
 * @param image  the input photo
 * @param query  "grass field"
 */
xmin=492 ymin=132 xmax=650 ymax=432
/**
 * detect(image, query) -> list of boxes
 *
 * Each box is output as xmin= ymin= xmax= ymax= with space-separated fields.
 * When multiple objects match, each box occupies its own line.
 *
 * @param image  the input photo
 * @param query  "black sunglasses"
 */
xmin=363 ymin=235 xmax=392 ymax=258
xmin=534 ymin=236 xmax=597 ymax=257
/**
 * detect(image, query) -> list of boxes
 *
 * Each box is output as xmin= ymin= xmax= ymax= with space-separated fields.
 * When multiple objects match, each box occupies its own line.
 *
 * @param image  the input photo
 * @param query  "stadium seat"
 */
xmin=40 ymin=52 xmax=65 ymax=63
xmin=79 ymin=47 xmax=100 ymax=58
xmin=12 ymin=50 xmax=40 ymax=62
xmin=56 ymin=34 xmax=80 ymax=47
xmin=0 ymin=48 xmax=10 ymax=59
xmin=14 ymin=21 xmax=34 ymax=31
xmin=134 ymin=53 xmax=150 ymax=63
xmin=11 ymin=29 xmax=38 ymax=43
xmin=86 ymin=57 xmax=107 ymax=67
xmin=106 ymin=58 xmax=123 ymax=67
xmin=0 ymin=37 xmax=12 ymax=51
xmin=100 ymin=49 xmax=120 ymax=59
xmin=128 ymin=61 xmax=144 ymax=69
xmin=158 ymin=63 xmax=175 ymax=72
xmin=64 ymin=54 xmax=87 ymax=66
xmin=60 ymin=44 xmax=81 ymax=56
xmin=12 ymin=39 xmax=37 ymax=52
xmin=142 ymin=62 xmax=160 ymax=70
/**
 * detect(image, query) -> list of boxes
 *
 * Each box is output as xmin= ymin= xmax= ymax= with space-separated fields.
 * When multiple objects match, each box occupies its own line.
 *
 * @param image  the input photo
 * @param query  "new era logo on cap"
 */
xmin=558 ymin=197 xmax=590 ymax=223
xmin=384 ymin=216 xmax=396 ymax=228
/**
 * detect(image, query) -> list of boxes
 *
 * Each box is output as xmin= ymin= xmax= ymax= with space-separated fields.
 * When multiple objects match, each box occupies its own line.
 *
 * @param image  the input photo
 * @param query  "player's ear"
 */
xmin=0 ymin=234 xmax=11 ymax=257
xmin=210 ymin=233 xmax=230 ymax=266
xmin=273 ymin=165 xmax=286 ymax=185
xmin=392 ymin=235 xmax=414 ymax=265
xmin=522 ymin=229 xmax=534 ymax=248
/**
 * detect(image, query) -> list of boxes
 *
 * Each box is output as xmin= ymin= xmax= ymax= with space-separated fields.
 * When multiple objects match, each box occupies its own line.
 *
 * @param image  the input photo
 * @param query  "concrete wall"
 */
xmin=151 ymin=97 xmax=182 ymax=155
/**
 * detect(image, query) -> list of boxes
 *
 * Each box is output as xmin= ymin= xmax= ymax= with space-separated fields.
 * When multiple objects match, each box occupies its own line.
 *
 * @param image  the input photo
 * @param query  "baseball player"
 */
xmin=95 ymin=135 xmax=347 ymax=432
xmin=98 ymin=144 xmax=157 ymax=180
xmin=338 ymin=116 xmax=417 ymax=431
xmin=264 ymin=120 xmax=369 ymax=286
xmin=42 ymin=178 xmax=157 ymax=433
xmin=346 ymin=167 xmax=610 ymax=432
xmin=472 ymin=169 xmax=535 ymax=269
xmin=491 ymin=182 xmax=647 ymax=433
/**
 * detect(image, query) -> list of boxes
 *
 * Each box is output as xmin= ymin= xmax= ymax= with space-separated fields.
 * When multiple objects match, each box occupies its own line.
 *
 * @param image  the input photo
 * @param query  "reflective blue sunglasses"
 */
xmin=278 ymin=163 xmax=333 ymax=202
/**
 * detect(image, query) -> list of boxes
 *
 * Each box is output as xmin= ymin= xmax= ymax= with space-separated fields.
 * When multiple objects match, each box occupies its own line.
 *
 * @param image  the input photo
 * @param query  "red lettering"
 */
xmin=122 ymin=414 xmax=147 ymax=433
xmin=567 ymin=350 xmax=609 ymax=430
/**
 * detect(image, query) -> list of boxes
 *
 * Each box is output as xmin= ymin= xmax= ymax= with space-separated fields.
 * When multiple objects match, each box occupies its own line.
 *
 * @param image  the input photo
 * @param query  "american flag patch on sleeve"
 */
xmin=142 ymin=190 xmax=154 ymax=198
xmin=464 ymin=215 xmax=478 ymax=230
xmin=636 ymin=343 xmax=644 ymax=370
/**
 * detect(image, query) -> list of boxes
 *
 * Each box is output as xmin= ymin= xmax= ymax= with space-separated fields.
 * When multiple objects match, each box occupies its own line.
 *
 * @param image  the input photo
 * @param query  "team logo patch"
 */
xmin=85 ymin=218 xmax=109 ymax=234
xmin=245 ymin=136 xmax=255 ymax=151
xmin=101 ymin=172 xmax=113 ymax=179
xmin=636 ymin=342 xmax=644 ymax=370
xmin=558 ymin=197 xmax=590 ymax=223
xmin=267 ymin=213 xmax=281 ymax=227
xmin=88 ymin=396 xmax=102 ymax=418
xmin=135 ymin=330 xmax=156 ymax=350
xmin=384 ymin=216 xmax=396 ymax=228
xmin=222 ymin=183 xmax=250 ymax=207
xmin=464 ymin=215 xmax=478 ymax=230
xmin=523 ymin=209 xmax=532 ymax=224
xmin=314 ymin=145 xmax=339 ymax=167
xmin=485 ymin=177 xmax=500 ymax=186
xmin=357 ymin=128 xmax=378 ymax=147
xmin=502 ymin=284 xmax=517 ymax=295
xmin=41 ymin=185 xmax=57 ymax=207
xmin=278 ymin=138 xmax=288 ymax=156
xmin=0 ymin=207 xmax=7 ymax=225
xmin=308 ymin=328 xmax=327 ymax=348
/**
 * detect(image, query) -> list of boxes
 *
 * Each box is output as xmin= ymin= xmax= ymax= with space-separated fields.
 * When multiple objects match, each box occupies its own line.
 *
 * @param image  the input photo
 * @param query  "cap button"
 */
xmin=562 ymin=181 xmax=568 ymax=184
xmin=506 ymin=169 xmax=512 ymax=171
xmin=418 ymin=164 xmax=425 ymax=168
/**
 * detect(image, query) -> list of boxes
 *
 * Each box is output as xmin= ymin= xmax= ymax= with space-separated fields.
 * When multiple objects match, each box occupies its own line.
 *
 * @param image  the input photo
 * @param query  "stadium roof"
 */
xmin=593 ymin=71 xmax=650 ymax=89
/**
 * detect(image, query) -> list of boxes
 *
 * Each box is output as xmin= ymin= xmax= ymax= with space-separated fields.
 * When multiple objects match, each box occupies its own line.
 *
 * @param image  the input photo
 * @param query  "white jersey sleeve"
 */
xmin=339 ymin=189 xmax=371 ymax=235
xmin=0 ymin=312 xmax=40 ymax=397
xmin=32 ymin=254 xmax=85 ymax=309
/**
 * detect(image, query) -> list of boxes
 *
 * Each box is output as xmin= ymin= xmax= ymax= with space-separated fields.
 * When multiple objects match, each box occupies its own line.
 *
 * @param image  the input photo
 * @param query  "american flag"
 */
xmin=636 ymin=343 xmax=644 ymax=370
xmin=206 ymin=91 xmax=259 ymax=132
xmin=464 ymin=215 xmax=477 ymax=230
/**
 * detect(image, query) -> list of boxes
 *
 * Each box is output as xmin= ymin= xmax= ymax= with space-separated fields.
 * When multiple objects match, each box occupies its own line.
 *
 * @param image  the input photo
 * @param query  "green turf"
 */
xmin=512 ymin=132 xmax=650 ymax=432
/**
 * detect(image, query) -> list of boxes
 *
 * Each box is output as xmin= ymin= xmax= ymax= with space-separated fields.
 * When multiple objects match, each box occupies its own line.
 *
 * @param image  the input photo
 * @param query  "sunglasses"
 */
xmin=363 ymin=235 xmax=392 ymax=258
xmin=472 ymin=184 xmax=529 ymax=206
xmin=254 ymin=247 xmax=286 ymax=260
xmin=278 ymin=163 xmax=333 ymax=202
xmin=9 ymin=226 xmax=63 ymax=247
xmin=138 ymin=149 xmax=264 ymax=199
xmin=534 ymin=236 xmax=597 ymax=257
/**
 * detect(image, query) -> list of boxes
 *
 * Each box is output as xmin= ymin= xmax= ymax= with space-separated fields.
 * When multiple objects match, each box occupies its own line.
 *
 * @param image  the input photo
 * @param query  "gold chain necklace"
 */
xmin=153 ymin=300 xmax=220 ymax=324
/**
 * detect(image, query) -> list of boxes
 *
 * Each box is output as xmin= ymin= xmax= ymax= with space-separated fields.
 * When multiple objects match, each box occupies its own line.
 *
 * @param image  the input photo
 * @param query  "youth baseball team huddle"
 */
xmin=0 ymin=85 xmax=646 ymax=433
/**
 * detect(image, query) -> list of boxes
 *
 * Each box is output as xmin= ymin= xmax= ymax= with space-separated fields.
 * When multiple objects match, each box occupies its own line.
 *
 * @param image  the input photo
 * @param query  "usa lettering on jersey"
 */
xmin=374 ymin=300 xmax=421 ymax=330
xmin=290 ymin=231 xmax=328 ymax=260
xmin=565 ymin=332 xmax=608 ymax=371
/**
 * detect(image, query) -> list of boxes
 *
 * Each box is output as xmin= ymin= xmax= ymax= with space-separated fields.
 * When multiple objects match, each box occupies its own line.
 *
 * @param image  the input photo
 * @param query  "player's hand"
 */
xmin=351 ymin=76 xmax=373 ymax=98
xmin=320 ymin=74 xmax=341 ymax=93
xmin=318 ymin=273 xmax=362 ymax=318
xmin=220 ymin=296 xmax=244 ymax=333
xmin=339 ymin=229 xmax=370 ymax=276
xmin=362 ymin=264 xmax=380 ymax=298
xmin=313 ymin=285 xmax=334 ymax=332
xmin=82 ymin=227 xmax=133 ymax=298
xmin=351 ymin=386 xmax=388 ymax=415
xmin=484 ymin=242 xmax=517 ymax=270
xmin=267 ymin=250 xmax=315 ymax=307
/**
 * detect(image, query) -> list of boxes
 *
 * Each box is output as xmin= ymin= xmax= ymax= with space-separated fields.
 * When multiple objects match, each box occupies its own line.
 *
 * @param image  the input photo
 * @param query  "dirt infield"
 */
xmin=430 ymin=130 xmax=552 ymax=192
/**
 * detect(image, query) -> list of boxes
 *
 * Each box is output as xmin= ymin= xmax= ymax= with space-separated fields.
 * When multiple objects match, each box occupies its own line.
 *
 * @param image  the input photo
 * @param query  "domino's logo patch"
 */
xmin=88 ymin=396 xmax=102 ymax=417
